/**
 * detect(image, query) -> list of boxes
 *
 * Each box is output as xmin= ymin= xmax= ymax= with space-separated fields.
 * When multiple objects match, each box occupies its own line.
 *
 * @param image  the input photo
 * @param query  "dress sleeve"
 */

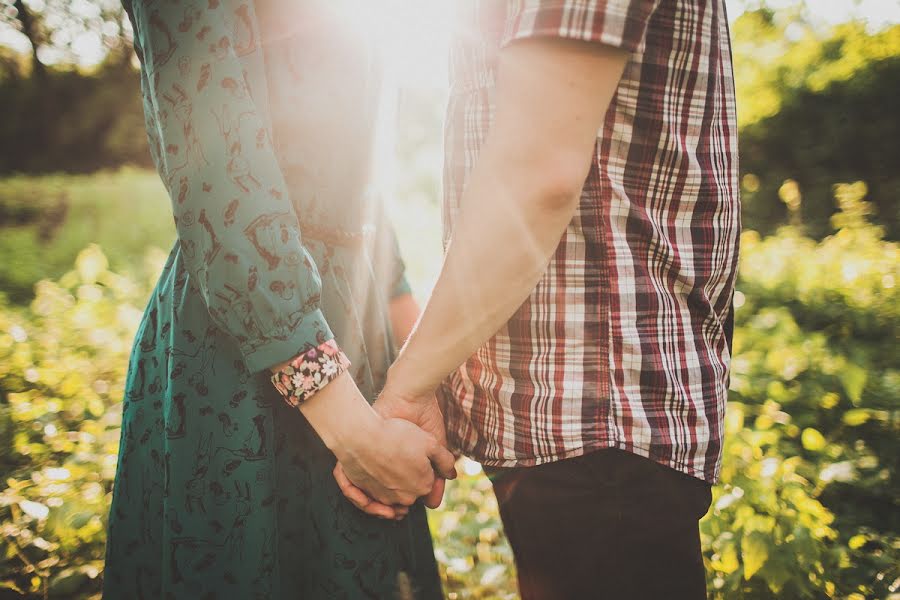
xmin=501 ymin=0 xmax=661 ymax=53
xmin=127 ymin=1 xmax=336 ymax=374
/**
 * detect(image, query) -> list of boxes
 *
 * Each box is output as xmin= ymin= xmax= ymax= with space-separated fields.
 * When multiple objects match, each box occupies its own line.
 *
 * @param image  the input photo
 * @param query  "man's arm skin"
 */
xmin=336 ymin=37 xmax=630 ymax=515
xmin=390 ymin=37 xmax=629 ymax=397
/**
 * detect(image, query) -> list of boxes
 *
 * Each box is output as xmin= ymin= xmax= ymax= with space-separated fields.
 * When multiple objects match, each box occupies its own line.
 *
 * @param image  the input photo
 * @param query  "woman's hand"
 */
xmin=336 ymin=415 xmax=455 ymax=508
xmin=333 ymin=374 xmax=458 ymax=519
xmin=297 ymin=371 xmax=455 ymax=518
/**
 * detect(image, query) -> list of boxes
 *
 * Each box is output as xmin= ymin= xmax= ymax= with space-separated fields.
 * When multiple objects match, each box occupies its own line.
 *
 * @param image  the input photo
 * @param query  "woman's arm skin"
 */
xmin=336 ymin=37 xmax=629 ymax=515
xmin=269 ymin=349 xmax=456 ymax=519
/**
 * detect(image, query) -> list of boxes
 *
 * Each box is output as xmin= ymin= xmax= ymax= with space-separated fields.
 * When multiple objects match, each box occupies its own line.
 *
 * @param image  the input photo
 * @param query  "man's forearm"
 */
xmin=387 ymin=144 xmax=581 ymax=397
xmin=387 ymin=38 xmax=629 ymax=399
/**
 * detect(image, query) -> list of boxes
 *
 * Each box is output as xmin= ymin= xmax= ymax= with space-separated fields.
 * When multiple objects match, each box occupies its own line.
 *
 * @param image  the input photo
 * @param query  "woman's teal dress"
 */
xmin=103 ymin=1 xmax=442 ymax=598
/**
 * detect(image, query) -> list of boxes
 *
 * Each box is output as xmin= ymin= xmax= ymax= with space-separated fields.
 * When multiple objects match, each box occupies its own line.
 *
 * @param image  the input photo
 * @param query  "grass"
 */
xmin=0 ymin=169 xmax=174 ymax=304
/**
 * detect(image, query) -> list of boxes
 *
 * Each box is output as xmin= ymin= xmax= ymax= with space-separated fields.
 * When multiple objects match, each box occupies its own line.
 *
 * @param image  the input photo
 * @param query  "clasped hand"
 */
xmin=332 ymin=389 xmax=456 ymax=520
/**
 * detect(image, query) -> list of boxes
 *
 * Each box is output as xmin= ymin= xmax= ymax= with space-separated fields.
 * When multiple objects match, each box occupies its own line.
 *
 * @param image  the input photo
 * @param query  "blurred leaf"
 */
xmin=19 ymin=501 xmax=49 ymax=520
xmin=839 ymin=364 xmax=868 ymax=404
xmin=842 ymin=408 xmax=871 ymax=426
xmin=848 ymin=534 xmax=867 ymax=550
xmin=741 ymin=533 xmax=770 ymax=580
xmin=801 ymin=428 xmax=826 ymax=451
xmin=47 ymin=567 xmax=90 ymax=598
xmin=720 ymin=542 xmax=740 ymax=575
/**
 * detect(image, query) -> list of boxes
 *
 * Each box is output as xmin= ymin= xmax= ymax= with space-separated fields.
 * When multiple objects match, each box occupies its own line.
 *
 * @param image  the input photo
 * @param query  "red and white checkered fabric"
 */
xmin=440 ymin=0 xmax=741 ymax=483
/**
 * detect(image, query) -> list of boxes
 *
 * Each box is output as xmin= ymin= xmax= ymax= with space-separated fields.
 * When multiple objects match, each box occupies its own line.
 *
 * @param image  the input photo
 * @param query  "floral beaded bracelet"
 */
xmin=270 ymin=339 xmax=351 ymax=408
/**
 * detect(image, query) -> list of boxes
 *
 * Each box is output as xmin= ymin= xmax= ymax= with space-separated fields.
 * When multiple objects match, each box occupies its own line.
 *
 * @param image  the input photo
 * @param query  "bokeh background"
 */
xmin=0 ymin=1 xmax=898 ymax=598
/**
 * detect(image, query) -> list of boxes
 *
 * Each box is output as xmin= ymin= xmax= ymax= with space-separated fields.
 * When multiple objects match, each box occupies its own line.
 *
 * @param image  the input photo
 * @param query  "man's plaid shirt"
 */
xmin=439 ymin=0 xmax=741 ymax=483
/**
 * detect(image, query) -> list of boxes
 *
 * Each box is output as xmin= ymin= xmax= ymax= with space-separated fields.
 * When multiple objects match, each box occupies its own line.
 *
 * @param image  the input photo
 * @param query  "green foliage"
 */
xmin=0 ymin=61 xmax=150 ymax=175
xmin=704 ymin=186 xmax=899 ymax=599
xmin=427 ymin=466 xmax=517 ymax=599
xmin=734 ymin=13 xmax=900 ymax=238
xmin=0 ymin=244 xmax=165 ymax=598
xmin=0 ymin=176 xmax=896 ymax=598
xmin=0 ymin=169 xmax=173 ymax=304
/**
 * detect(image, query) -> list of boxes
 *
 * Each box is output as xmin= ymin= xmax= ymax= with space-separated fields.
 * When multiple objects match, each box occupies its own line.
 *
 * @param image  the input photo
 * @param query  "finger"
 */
xmin=363 ymin=501 xmax=397 ymax=519
xmin=333 ymin=464 xmax=378 ymax=512
xmin=397 ymin=491 xmax=420 ymax=507
xmin=427 ymin=443 xmax=458 ymax=480
xmin=393 ymin=504 xmax=410 ymax=521
xmin=423 ymin=476 xmax=446 ymax=509
xmin=333 ymin=464 xmax=396 ymax=519
xmin=333 ymin=464 xmax=371 ymax=508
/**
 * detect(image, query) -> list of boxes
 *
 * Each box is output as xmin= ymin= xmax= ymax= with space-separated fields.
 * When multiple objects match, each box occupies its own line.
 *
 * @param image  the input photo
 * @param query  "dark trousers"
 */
xmin=484 ymin=448 xmax=712 ymax=600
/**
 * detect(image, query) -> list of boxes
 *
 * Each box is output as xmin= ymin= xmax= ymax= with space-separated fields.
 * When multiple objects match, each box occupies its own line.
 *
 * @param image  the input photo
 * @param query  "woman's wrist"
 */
xmin=297 ymin=371 xmax=383 ymax=454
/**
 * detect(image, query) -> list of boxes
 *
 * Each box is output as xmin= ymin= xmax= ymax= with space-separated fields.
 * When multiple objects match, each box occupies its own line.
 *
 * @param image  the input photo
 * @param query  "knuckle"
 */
xmin=416 ymin=479 xmax=433 ymax=497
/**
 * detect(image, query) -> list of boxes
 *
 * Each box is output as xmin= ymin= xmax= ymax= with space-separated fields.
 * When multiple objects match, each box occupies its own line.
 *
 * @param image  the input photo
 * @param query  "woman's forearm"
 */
xmin=296 ymin=371 xmax=381 ymax=452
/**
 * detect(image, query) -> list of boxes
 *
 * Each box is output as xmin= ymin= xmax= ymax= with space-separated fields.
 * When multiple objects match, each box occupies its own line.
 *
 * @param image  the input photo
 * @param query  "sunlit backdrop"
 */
xmin=0 ymin=1 xmax=897 ymax=598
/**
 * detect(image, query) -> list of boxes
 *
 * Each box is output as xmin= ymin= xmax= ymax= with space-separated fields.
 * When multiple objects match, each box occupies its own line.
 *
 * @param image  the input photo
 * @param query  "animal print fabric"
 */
xmin=103 ymin=1 xmax=441 ymax=598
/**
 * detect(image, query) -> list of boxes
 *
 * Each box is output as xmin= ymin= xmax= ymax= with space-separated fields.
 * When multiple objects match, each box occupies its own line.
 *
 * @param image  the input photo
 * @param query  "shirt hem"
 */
xmin=466 ymin=439 xmax=717 ymax=485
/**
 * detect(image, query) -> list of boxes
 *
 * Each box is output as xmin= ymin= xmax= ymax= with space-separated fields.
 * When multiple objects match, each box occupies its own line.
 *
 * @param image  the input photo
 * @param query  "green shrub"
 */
xmin=705 ymin=184 xmax=899 ymax=599
xmin=735 ymin=15 xmax=900 ymax=238
xmin=0 ymin=244 xmax=165 ymax=598
xmin=0 ymin=62 xmax=150 ymax=175
xmin=0 ymin=189 xmax=896 ymax=599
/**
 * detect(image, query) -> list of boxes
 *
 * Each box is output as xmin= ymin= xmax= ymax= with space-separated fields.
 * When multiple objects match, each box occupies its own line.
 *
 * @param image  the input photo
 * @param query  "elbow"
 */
xmin=521 ymin=152 xmax=591 ymax=215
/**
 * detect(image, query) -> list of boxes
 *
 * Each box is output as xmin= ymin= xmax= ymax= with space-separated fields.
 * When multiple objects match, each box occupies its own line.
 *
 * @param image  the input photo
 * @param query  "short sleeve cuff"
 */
xmin=501 ymin=0 xmax=658 ymax=54
xmin=240 ymin=307 xmax=334 ymax=374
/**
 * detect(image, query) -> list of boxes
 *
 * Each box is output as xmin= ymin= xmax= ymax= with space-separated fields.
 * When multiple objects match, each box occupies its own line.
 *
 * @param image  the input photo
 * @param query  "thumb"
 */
xmin=423 ymin=476 xmax=446 ymax=509
xmin=427 ymin=442 xmax=458 ymax=480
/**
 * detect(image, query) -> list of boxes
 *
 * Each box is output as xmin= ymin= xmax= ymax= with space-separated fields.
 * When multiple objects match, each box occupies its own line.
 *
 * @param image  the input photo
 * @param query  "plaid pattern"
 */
xmin=440 ymin=0 xmax=741 ymax=483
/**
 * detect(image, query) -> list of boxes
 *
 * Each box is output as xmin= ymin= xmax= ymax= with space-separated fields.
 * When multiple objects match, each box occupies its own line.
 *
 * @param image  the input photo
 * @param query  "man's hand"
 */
xmin=336 ymin=414 xmax=456 ymax=509
xmin=378 ymin=388 xmax=457 ymax=509
xmin=334 ymin=383 xmax=457 ymax=519
xmin=292 ymin=371 xmax=454 ymax=519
